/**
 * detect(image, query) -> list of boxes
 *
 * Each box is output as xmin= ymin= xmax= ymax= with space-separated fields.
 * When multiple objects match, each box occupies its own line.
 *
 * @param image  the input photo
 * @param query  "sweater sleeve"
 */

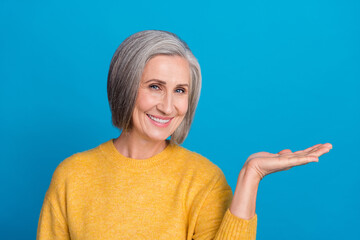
xmin=37 ymin=160 xmax=71 ymax=240
xmin=37 ymin=197 xmax=71 ymax=240
xmin=193 ymin=170 xmax=257 ymax=240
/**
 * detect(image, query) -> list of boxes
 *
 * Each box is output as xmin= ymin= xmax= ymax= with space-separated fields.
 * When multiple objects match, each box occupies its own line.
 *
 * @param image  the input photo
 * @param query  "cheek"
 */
xmin=178 ymin=98 xmax=189 ymax=116
xmin=135 ymin=91 xmax=156 ymax=112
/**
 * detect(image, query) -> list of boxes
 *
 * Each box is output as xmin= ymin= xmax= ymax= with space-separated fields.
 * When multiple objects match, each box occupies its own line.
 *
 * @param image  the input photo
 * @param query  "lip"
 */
xmin=146 ymin=114 xmax=174 ymax=128
xmin=147 ymin=114 xmax=174 ymax=120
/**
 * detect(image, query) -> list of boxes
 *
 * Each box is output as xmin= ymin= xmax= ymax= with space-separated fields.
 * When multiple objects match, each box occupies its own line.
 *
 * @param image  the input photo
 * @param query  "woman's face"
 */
xmin=130 ymin=55 xmax=190 ymax=143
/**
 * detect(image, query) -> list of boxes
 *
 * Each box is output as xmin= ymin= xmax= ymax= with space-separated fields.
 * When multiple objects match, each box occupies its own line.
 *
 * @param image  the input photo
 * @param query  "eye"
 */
xmin=149 ymin=84 xmax=160 ymax=90
xmin=175 ymin=88 xmax=186 ymax=94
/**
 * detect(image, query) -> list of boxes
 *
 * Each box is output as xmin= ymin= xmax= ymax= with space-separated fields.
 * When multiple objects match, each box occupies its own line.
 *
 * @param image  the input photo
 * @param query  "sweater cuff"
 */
xmin=215 ymin=209 xmax=257 ymax=239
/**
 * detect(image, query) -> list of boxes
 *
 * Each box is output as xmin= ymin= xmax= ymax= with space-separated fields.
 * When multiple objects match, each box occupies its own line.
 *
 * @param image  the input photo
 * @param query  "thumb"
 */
xmin=278 ymin=149 xmax=292 ymax=155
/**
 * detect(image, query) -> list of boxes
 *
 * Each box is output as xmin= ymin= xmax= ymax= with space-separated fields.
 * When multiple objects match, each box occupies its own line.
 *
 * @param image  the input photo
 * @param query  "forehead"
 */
xmin=141 ymin=55 xmax=191 ymax=84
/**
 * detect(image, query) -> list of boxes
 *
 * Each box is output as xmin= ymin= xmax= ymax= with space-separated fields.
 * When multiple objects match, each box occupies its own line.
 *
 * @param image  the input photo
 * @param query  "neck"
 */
xmin=113 ymin=130 xmax=168 ymax=159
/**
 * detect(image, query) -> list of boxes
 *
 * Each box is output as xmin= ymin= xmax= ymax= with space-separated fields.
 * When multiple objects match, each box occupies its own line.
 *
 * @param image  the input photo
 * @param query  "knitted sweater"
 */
xmin=37 ymin=139 xmax=257 ymax=239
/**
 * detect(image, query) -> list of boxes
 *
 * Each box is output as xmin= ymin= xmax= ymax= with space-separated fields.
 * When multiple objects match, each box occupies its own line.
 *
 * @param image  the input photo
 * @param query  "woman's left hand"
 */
xmin=244 ymin=143 xmax=333 ymax=181
xmin=229 ymin=143 xmax=333 ymax=220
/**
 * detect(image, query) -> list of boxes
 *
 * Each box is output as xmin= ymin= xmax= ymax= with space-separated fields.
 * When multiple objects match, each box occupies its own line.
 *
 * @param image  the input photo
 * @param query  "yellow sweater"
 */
xmin=37 ymin=139 xmax=257 ymax=239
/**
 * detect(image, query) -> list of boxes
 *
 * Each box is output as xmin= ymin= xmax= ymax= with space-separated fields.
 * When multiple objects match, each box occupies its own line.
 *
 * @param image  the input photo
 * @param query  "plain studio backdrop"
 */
xmin=0 ymin=0 xmax=359 ymax=239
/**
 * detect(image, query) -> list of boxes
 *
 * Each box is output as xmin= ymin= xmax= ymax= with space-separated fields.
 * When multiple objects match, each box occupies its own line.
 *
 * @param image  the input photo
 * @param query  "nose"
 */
xmin=157 ymin=92 xmax=174 ymax=115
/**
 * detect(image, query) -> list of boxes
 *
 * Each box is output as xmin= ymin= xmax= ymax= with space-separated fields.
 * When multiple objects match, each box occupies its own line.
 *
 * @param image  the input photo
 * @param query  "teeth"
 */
xmin=147 ymin=114 xmax=170 ymax=124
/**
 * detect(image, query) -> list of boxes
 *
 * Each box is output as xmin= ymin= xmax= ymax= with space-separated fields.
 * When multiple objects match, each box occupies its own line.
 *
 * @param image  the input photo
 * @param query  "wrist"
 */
xmin=241 ymin=162 xmax=263 ymax=183
xmin=229 ymin=164 xmax=261 ymax=220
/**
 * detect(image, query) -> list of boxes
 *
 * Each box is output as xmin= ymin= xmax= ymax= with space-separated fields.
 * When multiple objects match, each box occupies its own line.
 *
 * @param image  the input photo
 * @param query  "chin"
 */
xmin=146 ymin=132 xmax=172 ymax=142
xmin=143 ymin=122 xmax=179 ymax=143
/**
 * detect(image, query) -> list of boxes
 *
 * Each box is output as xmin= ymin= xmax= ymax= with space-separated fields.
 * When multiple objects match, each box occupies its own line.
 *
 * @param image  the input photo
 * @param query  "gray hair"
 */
xmin=107 ymin=30 xmax=201 ymax=144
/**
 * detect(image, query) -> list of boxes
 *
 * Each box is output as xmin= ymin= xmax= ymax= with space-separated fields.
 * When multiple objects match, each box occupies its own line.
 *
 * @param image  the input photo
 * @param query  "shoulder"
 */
xmin=173 ymin=146 xmax=232 ymax=212
xmin=48 ymin=141 xmax=105 ymax=187
xmin=172 ymin=145 xmax=225 ymax=181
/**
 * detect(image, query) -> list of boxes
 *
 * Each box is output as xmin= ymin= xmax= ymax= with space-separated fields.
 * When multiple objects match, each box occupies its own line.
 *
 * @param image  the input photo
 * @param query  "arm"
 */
xmin=192 ymin=169 xmax=257 ymax=240
xmin=229 ymin=166 xmax=260 ymax=220
xmin=229 ymin=143 xmax=332 ymax=220
xmin=37 ymin=197 xmax=71 ymax=240
xmin=37 ymin=159 xmax=71 ymax=240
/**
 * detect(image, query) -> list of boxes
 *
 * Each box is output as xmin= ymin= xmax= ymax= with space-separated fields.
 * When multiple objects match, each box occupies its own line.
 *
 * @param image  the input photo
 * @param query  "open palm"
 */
xmin=245 ymin=143 xmax=333 ymax=180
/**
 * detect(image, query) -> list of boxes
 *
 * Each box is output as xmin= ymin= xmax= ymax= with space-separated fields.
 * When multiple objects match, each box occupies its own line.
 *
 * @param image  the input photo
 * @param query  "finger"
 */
xmin=278 ymin=149 xmax=292 ymax=155
xmin=293 ymin=144 xmax=322 ymax=154
xmin=303 ymin=144 xmax=324 ymax=152
xmin=308 ymin=143 xmax=333 ymax=154
xmin=326 ymin=143 xmax=333 ymax=149
xmin=307 ymin=144 xmax=332 ymax=157
xmin=282 ymin=155 xmax=319 ymax=168
xmin=307 ymin=143 xmax=332 ymax=153
xmin=275 ymin=143 xmax=332 ymax=169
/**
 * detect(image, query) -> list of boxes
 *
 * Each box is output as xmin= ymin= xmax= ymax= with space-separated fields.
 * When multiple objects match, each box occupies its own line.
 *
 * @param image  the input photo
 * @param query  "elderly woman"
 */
xmin=37 ymin=30 xmax=332 ymax=239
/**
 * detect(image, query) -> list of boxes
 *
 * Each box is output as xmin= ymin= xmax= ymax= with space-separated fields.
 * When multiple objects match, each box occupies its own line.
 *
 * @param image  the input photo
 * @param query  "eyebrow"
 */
xmin=145 ymin=79 xmax=189 ymax=87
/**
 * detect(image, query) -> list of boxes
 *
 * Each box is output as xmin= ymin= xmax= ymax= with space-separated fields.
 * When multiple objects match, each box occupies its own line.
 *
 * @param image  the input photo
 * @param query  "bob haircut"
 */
xmin=107 ymin=30 xmax=201 ymax=144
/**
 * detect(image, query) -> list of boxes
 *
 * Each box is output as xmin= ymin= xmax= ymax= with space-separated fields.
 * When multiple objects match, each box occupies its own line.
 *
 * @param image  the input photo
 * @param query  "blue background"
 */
xmin=1 ymin=0 xmax=359 ymax=239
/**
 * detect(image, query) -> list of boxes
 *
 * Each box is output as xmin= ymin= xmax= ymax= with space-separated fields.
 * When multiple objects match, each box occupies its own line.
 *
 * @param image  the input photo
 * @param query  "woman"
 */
xmin=37 ymin=30 xmax=332 ymax=239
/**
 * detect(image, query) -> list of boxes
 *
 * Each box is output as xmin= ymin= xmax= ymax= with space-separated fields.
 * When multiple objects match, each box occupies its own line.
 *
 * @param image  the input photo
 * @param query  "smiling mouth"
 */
xmin=146 ymin=114 xmax=171 ymax=124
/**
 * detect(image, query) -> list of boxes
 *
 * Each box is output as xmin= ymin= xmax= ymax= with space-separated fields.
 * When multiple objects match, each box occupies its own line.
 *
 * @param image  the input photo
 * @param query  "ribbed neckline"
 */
xmin=99 ymin=139 xmax=178 ymax=170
